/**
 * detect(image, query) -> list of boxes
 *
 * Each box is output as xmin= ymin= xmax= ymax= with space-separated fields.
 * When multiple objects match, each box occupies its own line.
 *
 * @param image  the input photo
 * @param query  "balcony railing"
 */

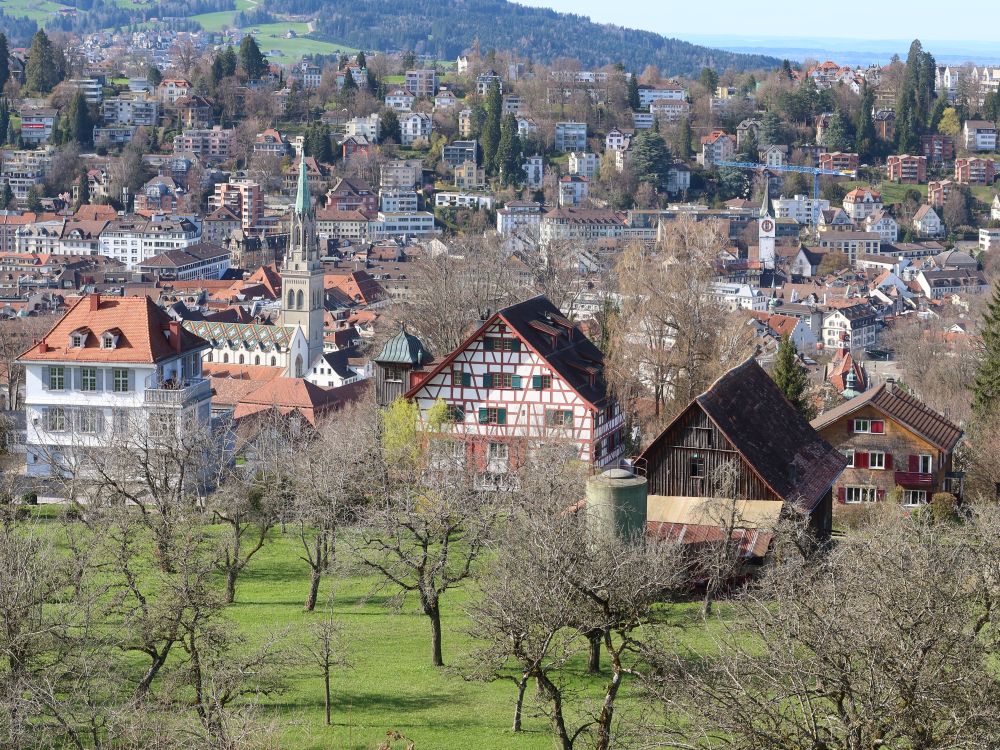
xmin=144 ymin=377 xmax=211 ymax=406
xmin=894 ymin=471 xmax=935 ymax=489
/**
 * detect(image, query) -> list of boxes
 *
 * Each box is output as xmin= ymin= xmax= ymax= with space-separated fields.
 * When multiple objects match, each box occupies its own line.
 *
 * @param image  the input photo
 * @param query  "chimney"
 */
xmin=168 ymin=320 xmax=182 ymax=352
xmin=89 ymin=292 xmax=100 ymax=311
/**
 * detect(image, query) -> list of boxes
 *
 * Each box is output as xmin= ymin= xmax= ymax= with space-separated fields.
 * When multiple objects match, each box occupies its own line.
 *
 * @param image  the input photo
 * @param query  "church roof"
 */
xmin=374 ymin=325 xmax=432 ymax=366
xmin=182 ymin=320 xmax=294 ymax=352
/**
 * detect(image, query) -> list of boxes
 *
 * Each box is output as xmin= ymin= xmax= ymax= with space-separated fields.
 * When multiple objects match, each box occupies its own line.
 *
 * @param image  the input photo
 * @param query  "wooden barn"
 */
xmin=637 ymin=358 xmax=846 ymax=549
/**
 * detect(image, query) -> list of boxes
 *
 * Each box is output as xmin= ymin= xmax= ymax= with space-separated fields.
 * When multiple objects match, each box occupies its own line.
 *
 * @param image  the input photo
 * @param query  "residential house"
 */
xmin=558 ymin=175 xmax=589 ymax=207
xmin=648 ymin=99 xmax=690 ymax=122
xmin=458 ymin=109 xmax=473 ymax=137
xmin=99 ymin=216 xmax=200 ymax=268
xmin=928 ymin=180 xmax=955 ymax=208
xmin=821 ymin=304 xmax=878 ymax=351
xmin=399 ymin=112 xmax=432 ymax=146
xmin=379 ymin=189 xmax=419 ymax=213
xmin=639 ymin=358 xmax=846 ymax=543
xmin=19 ymin=294 xmax=212 ymax=478
xmin=133 ymin=174 xmax=190 ymax=215
xmin=174 ymin=95 xmax=213 ymax=128
xmin=254 ymin=128 xmax=292 ymax=157
xmin=819 ymin=152 xmax=860 ymax=172
xmin=19 ymin=108 xmax=57 ymax=146
xmin=475 ymin=69 xmax=503 ymax=96
xmin=921 ymin=134 xmax=955 ymax=165
xmin=638 ymin=84 xmax=686 ymax=109
xmin=567 ymin=151 xmax=599 ymax=180
xmin=433 ymin=88 xmax=458 ymax=110
xmin=539 ymin=208 xmax=625 ymax=246
xmin=523 ymin=155 xmax=544 ymax=189
xmin=102 ymin=95 xmax=159 ymax=127
xmin=981 ymin=227 xmax=1000 ymax=252
xmin=873 ymin=108 xmax=896 ymax=141
xmin=496 ymin=201 xmax=542 ymax=236
xmin=385 ymin=88 xmax=416 ymax=112
xmin=698 ymin=129 xmax=735 ymax=166
xmin=864 ymin=210 xmax=899 ymax=243
xmin=811 ymin=384 xmax=963 ymax=509
xmin=605 ymin=127 xmax=633 ymax=152
xmin=736 ymin=118 xmax=762 ymax=151
xmin=817 ymin=232 xmax=882 ymax=264
xmin=380 ymin=159 xmax=424 ymax=190
xmin=916 ymin=268 xmax=988 ymax=299
xmin=157 ymin=78 xmax=192 ymax=104
xmin=774 ymin=194 xmax=830 ymax=227
xmin=405 ymin=69 xmax=437 ymax=97
xmin=326 ymin=177 xmax=378 ymax=214
xmin=843 ymin=188 xmax=883 ymax=221
xmin=554 ymin=122 xmax=587 ymax=152
xmin=886 ymin=154 xmax=927 ymax=184
xmin=913 ymin=205 xmax=945 ymax=237
xmin=403 ymin=295 xmax=625 ymax=470
xmin=954 ymin=157 xmax=995 ymax=185
xmin=434 ymin=192 xmax=493 ymax=210
xmin=344 ymin=113 xmax=381 ymax=141
xmin=137 ymin=243 xmax=231 ymax=280
xmin=963 ymin=120 xmax=998 ymax=151
xmin=209 ymin=180 xmax=264 ymax=232
xmin=454 ymin=161 xmax=486 ymax=190
xmin=172 ymin=127 xmax=234 ymax=162
xmin=443 ymin=140 xmax=479 ymax=169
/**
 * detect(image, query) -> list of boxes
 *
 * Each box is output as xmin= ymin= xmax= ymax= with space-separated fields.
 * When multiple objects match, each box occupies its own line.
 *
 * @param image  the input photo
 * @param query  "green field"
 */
xmin=27 ymin=511 xmax=715 ymax=750
xmin=189 ymin=0 xmax=255 ymax=33
xmin=0 ymin=0 xmax=72 ymax=23
xmin=839 ymin=179 xmax=998 ymax=208
xmin=240 ymin=23 xmax=358 ymax=59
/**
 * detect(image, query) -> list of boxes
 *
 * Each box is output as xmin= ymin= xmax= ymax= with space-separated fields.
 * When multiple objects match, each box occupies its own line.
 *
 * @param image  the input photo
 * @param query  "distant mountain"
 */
xmin=265 ymin=0 xmax=783 ymax=76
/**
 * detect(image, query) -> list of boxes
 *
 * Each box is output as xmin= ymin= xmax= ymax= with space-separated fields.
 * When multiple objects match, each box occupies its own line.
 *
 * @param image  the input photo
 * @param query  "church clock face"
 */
xmin=761 ymin=219 xmax=774 ymax=233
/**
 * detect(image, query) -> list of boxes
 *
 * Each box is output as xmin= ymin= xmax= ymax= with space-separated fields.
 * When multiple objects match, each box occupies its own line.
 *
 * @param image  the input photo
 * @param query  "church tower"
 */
xmin=757 ymin=179 xmax=776 ymax=270
xmin=281 ymin=158 xmax=325 ymax=377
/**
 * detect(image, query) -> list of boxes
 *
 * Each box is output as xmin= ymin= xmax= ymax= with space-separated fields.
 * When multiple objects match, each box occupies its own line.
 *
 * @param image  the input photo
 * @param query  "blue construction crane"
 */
xmin=714 ymin=160 xmax=858 ymax=200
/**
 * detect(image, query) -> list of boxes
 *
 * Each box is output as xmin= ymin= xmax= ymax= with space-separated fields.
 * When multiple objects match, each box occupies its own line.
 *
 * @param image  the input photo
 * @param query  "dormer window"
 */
xmin=69 ymin=329 xmax=87 ymax=348
xmin=101 ymin=331 xmax=119 ymax=349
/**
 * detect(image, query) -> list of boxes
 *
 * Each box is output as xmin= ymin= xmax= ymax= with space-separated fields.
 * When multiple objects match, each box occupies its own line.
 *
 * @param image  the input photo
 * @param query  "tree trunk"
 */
xmin=225 ymin=565 xmax=238 ymax=604
xmin=536 ymin=673 xmax=572 ymax=750
xmin=304 ymin=565 xmax=321 ymax=612
xmin=134 ymin=647 xmax=172 ymax=702
xmin=587 ymin=630 xmax=601 ymax=674
xmin=428 ymin=601 xmax=444 ymax=667
xmin=595 ymin=667 xmax=624 ymax=750
xmin=512 ymin=675 xmax=528 ymax=732
xmin=323 ymin=667 xmax=331 ymax=726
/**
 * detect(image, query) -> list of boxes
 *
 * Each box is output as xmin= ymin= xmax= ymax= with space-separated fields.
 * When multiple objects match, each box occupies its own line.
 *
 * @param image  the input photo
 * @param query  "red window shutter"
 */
xmin=847 ymin=420 xmax=853 ymax=434
xmin=877 ymin=489 xmax=886 ymax=501
xmin=908 ymin=454 xmax=919 ymax=472
xmin=885 ymin=453 xmax=893 ymax=470
xmin=837 ymin=487 xmax=846 ymax=503
xmin=855 ymin=451 xmax=869 ymax=469
xmin=871 ymin=420 xmax=885 ymax=434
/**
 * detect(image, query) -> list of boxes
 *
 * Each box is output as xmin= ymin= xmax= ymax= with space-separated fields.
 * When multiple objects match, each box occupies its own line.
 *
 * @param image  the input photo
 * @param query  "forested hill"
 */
xmin=266 ymin=0 xmax=783 ymax=75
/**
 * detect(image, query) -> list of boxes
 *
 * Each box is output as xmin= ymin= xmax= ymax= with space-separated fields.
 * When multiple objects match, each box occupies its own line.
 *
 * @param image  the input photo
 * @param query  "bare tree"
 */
xmin=0 ymin=316 xmax=54 ymax=411
xmin=353 ymin=450 xmax=500 ymax=667
xmin=302 ymin=606 xmax=350 ymax=726
xmin=466 ymin=447 xmax=689 ymax=747
xmin=647 ymin=512 xmax=1000 ymax=750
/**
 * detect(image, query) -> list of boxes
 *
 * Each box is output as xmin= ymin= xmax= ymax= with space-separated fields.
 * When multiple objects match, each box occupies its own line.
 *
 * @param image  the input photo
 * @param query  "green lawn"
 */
xmin=190 ymin=0 xmax=254 ymax=32
xmin=30 ymin=510 xmax=718 ymax=750
xmin=241 ymin=24 xmax=357 ymax=59
xmin=839 ymin=179 xmax=998 ymax=208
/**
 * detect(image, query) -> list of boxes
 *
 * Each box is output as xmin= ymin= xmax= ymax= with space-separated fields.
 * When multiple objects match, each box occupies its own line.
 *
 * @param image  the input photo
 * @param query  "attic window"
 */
xmin=101 ymin=332 xmax=118 ymax=349
xmin=69 ymin=331 xmax=86 ymax=348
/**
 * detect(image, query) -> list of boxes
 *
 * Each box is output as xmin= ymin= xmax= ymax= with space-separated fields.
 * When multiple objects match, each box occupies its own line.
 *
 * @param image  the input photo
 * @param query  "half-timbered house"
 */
xmin=637 ymin=359 xmax=846 ymax=545
xmin=403 ymin=296 xmax=625 ymax=478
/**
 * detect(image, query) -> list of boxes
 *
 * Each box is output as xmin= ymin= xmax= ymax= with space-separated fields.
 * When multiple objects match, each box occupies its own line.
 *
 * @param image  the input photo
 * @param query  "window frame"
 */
xmin=844 ymin=448 xmax=855 ymax=468
xmin=918 ymin=454 xmax=933 ymax=474
xmin=113 ymin=369 xmax=129 ymax=392
xmin=902 ymin=489 xmax=928 ymax=507
xmin=689 ymin=454 xmax=706 ymax=479
xmin=45 ymin=406 xmax=67 ymax=433
xmin=81 ymin=367 xmax=97 ymax=392
xmin=48 ymin=366 xmax=65 ymax=391
xmin=868 ymin=450 xmax=886 ymax=470
xmin=845 ymin=485 xmax=878 ymax=504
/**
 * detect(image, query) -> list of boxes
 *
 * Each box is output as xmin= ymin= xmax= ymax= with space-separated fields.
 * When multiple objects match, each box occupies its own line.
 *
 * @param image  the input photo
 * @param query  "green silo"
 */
xmin=585 ymin=468 xmax=648 ymax=541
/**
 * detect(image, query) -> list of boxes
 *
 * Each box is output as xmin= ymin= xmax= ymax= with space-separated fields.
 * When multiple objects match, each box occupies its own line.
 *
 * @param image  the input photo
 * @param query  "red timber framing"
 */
xmin=404 ymin=309 xmax=625 ymax=469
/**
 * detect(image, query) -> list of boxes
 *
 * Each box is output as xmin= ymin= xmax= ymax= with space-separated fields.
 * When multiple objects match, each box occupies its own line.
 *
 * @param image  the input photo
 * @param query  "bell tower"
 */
xmin=281 ymin=158 xmax=325 ymax=376
xmin=757 ymin=180 xmax=776 ymax=270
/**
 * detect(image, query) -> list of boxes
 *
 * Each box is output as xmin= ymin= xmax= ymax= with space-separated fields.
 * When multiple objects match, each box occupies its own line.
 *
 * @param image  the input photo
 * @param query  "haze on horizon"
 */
xmin=514 ymin=0 xmax=1000 ymax=44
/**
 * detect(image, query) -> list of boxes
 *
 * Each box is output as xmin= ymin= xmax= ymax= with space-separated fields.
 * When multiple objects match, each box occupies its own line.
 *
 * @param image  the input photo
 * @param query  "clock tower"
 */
xmin=757 ymin=180 xmax=776 ymax=269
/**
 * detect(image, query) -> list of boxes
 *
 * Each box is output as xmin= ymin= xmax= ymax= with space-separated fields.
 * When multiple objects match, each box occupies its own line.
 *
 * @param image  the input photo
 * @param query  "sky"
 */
xmin=513 ymin=0 xmax=1000 ymax=43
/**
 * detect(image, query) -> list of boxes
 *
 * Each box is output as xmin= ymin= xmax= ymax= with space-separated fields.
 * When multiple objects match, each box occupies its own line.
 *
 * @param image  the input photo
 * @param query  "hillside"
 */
xmin=264 ymin=0 xmax=784 ymax=75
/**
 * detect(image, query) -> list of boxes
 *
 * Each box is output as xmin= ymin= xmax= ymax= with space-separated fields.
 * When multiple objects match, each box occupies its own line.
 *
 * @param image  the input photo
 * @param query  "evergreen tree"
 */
xmin=772 ymin=334 xmax=814 ymax=419
xmin=855 ymin=84 xmax=878 ymax=160
xmin=626 ymin=74 xmax=640 ymax=111
xmin=356 ymin=51 xmax=367 ymax=69
xmin=221 ymin=46 xmax=238 ymax=78
xmin=379 ymin=108 xmax=401 ymax=144
xmin=496 ymin=113 xmax=524 ymax=186
xmin=210 ymin=54 xmax=225 ymax=86
xmin=983 ymin=91 xmax=1000 ymax=123
xmin=973 ymin=281 xmax=1000 ymax=417
xmin=822 ymin=110 xmax=855 ymax=152
xmin=341 ymin=68 xmax=357 ymax=92
xmin=699 ymin=67 xmax=719 ymax=92
xmin=0 ymin=99 xmax=8 ymax=146
xmin=238 ymin=36 xmax=268 ymax=80
xmin=780 ymin=59 xmax=793 ymax=80
xmin=26 ymin=185 xmax=43 ymax=212
xmin=146 ymin=64 xmax=162 ymax=87
xmin=25 ymin=29 xmax=62 ymax=94
xmin=895 ymin=90 xmax=920 ymax=154
xmin=76 ymin=170 xmax=90 ymax=209
xmin=630 ymin=129 xmax=671 ymax=191
xmin=63 ymin=91 xmax=94 ymax=147
xmin=480 ymin=79 xmax=502 ymax=174
xmin=0 ymin=33 xmax=8 ymax=90
xmin=759 ymin=111 xmax=783 ymax=147
xmin=0 ymin=182 xmax=12 ymax=210
xmin=673 ymin=116 xmax=692 ymax=161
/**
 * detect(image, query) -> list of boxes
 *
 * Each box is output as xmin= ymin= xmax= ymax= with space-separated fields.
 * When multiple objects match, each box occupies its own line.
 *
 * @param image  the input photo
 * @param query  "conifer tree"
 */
xmin=0 ymin=182 xmax=13 ymax=210
xmin=356 ymin=51 xmax=366 ymax=69
xmin=626 ymin=74 xmax=640 ymax=111
xmin=64 ymin=91 xmax=94 ymax=147
xmin=973 ymin=281 xmax=1000 ymax=417
xmin=772 ymin=334 xmax=814 ymax=419
xmin=0 ymin=99 xmax=8 ymax=146
xmin=673 ymin=115 xmax=692 ymax=161
xmin=0 ymin=33 xmax=9 ymax=90
xmin=855 ymin=85 xmax=878 ymax=160
xmin=25 ymin=30 xmax=62 ymax=94
xmin=238 ymin=36 xmax=268 ymax=80
xmin=496 ymin=113 xmax=524 ymax=186
xmin=379 ymin=109 xmax=401 ymax=144
xmin=75 ymin=170 xmax=90 ymax=209
xmin=480 ymin=79 xmax=502 ymax=174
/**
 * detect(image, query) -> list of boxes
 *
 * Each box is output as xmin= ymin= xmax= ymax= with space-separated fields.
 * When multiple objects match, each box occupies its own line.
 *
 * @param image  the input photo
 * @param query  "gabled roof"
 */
xmin=405 ymin=295 xmax=611 ymax=409
xmin=811 ymin=383 xmax=963 ymax=452
xmin=234 ymin=377 xmax=356 ymax=426
xmin=19 ymin=294 xmax=208 ymax=364
xmin=640 ymin=358 xmax=846 ymax=510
